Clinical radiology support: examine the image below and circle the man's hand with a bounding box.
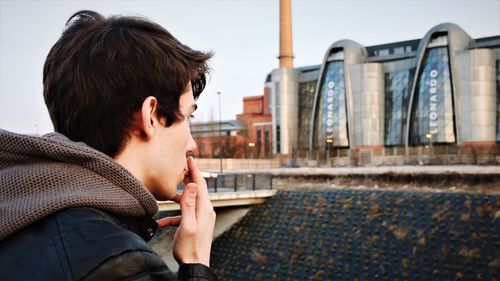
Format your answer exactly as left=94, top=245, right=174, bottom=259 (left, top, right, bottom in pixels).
left=157, top=156, right=216, bottom=266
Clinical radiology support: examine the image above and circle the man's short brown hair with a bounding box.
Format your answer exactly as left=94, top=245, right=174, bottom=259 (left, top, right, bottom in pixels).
left=43, top=10, right=212, bottom=156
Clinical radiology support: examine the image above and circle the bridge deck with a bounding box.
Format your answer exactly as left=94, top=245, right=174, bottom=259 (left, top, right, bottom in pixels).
left=157, top=190, right=277, bottom=211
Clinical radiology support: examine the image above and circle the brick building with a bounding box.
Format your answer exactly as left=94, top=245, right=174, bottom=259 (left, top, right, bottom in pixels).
left=236, top=89, right=273, bottom=158
left=191, top=120, right=246, bottom=158
left=192, top=89, right=273, bottom=159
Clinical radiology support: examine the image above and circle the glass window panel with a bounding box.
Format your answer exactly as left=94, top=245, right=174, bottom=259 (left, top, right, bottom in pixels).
left=379, top=49, right=390, bottom=56
left=312, top=60, right=349, bottom=149
left=384, top=68, right=414, bottom=146
left=298, top=80, right=317, bottom=150
left=409, top=46, right=456, bottom=145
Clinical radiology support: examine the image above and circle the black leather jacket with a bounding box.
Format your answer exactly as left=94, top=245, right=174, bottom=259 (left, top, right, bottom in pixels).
left=0, top=207, right=217, bottom=281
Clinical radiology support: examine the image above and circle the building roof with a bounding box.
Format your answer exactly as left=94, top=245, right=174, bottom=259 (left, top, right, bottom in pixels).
left=264, top=24, right=499, bottom=82
left=471, top=35, right=500, bottom=48
left=265, top=64, right=322, bottom=83
left=296, top=64, right=321, bottom=73
left=243, top=95, right=263, bottom=101
left=322, top=25, right=499, bottom=63
left=211, top=189, right=498, bottom=280
left=190, top=120, right=245, bottom=133
left=366, top=38, right=421, bottom=55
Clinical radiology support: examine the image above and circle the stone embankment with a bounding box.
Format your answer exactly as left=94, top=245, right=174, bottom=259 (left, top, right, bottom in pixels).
left=226, top=165, right=500, bottom=194
left=211, top=189, right=499, bottom=280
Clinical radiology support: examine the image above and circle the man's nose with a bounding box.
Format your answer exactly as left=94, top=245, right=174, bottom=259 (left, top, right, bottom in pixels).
left=186, top=133, right=197, bottom=154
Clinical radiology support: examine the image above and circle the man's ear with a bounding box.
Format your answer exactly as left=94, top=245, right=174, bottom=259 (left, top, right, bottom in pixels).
left=139, top=96, right=160, bottom=140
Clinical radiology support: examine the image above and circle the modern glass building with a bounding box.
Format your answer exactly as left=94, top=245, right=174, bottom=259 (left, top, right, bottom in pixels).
left=265, top=23, right=500, bottom=165
left=265, top=65, right=320, bottom=156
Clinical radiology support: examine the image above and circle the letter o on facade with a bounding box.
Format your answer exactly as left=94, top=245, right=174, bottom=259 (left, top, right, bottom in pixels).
left=430, top=69, right=438, bottom=78
left=429, top=112, right=438, bottom=120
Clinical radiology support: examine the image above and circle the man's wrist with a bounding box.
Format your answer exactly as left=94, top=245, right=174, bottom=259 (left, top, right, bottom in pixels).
left=178, top=263, right=218, bottom=281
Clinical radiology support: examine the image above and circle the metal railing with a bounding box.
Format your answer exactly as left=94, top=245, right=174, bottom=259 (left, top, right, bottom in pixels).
left=203, top=173, right=273, bottom=193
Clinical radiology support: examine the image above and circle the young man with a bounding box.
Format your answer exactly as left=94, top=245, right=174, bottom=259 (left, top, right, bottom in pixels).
left=0, top=10, right=218, bottom=280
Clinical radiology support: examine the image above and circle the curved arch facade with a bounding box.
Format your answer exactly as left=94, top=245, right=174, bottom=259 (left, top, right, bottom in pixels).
left=270, top=22, right=500, bottom=165
left=405, top=23, right=472, bottom=146
left=309, top=40, right=367, bottom=152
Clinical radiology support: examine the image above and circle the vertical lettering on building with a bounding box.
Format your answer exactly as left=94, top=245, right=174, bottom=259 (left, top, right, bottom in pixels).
left=429, top=69, right=439, bottom=135
left=325, top=81, right=335, bottom=140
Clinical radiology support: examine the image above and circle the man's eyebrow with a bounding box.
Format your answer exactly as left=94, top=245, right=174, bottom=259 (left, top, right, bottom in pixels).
left=191, top=104, right=198, bottom=112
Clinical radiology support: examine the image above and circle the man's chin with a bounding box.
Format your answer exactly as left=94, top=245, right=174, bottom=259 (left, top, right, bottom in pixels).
left=152, top=186, right=178, bottom=202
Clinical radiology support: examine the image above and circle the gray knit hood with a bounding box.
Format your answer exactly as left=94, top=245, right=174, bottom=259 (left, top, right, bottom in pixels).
left=0, top=129, right=158, bottom=241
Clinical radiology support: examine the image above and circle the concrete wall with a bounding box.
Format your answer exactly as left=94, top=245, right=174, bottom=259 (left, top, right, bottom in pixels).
left=457, top=48, right=497, bottom=142
left=350, top=63, right=385, bottom=146
left=270, top=68, right=298, bottom=155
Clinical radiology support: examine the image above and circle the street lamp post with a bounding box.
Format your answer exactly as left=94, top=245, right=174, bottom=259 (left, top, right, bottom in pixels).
left=326, top=138, right=333, bottom=165
left=248, top=142, right=255, bottom=159
left=425, top=133, right=433, bottom=163
left=218, top=91, right=223, bottom=173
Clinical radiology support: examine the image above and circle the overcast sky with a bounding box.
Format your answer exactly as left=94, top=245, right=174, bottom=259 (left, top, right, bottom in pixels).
left=1, top=0, right=499, bottom=134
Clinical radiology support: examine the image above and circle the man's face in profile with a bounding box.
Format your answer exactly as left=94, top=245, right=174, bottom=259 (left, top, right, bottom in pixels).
left=146, top=83, right=197, bottom=200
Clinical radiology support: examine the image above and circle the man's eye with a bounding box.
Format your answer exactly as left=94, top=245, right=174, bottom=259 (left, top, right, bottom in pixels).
left=189, top=114, right=195, bottom=119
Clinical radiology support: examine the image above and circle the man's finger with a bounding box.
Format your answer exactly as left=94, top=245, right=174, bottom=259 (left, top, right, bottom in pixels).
left=156, top=215, right=182, bottom=228
left=180, top=183, right=197, bottom=227
left=186, top=157, right=207, bottom=194
left=186, top=157, right=203, bottom=182
left=186, top=157, right=211, bottom=212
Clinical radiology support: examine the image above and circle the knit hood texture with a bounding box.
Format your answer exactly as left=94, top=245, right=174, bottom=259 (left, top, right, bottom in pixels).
left=0, top=129, right=158, bottom=241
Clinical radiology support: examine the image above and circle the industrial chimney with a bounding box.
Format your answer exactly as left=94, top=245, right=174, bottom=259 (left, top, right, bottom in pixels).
left=279, top=0, right=294, bottom=68
left=269, top=0, right=298, bottom=157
